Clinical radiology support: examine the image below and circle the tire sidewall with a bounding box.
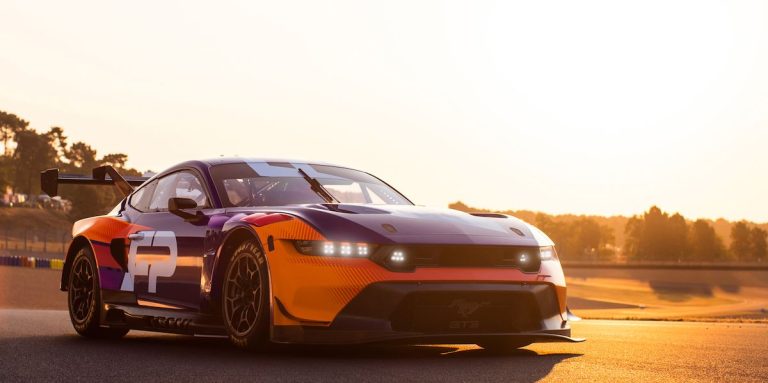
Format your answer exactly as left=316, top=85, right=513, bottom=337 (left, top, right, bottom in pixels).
left=68, top=247, right=102, bottom=334
left=222, top=241, right=270, bottom=349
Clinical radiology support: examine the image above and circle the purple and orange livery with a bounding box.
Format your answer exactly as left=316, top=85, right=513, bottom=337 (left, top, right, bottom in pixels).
left=42, top=158, right=583, bottom=347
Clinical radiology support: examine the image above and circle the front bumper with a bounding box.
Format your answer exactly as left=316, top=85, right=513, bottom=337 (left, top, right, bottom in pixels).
left=272, top=282, right=583, bottom=345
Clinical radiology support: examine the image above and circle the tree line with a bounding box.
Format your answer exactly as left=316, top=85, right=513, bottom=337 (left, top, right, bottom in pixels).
left=0, top=110, right=144, bottom=220
left=450, top=202, right=767, bottom=263
left=626, top=206, right=767, bottom=262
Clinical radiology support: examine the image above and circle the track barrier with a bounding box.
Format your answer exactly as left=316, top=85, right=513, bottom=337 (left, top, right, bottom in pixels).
left=0, top=255, right=63, bottom=270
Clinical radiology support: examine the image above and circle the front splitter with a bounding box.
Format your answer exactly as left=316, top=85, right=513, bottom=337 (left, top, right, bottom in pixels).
left=272, top=325, right=585, bottom=345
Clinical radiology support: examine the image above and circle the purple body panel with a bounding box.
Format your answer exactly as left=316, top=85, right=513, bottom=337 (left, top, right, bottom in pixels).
left=99, top=267, right=124, bottom=290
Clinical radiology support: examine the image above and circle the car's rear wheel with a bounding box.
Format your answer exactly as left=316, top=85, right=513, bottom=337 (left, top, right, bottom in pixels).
left=222, top=240, right=270, bottom=350
left=68, top=247, right=129, bottom=338
left=478, top=339, right=531, bottom=353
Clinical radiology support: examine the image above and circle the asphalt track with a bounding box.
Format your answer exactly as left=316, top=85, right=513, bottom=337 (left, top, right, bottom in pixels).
left=0, top=309, right=766, bottom=382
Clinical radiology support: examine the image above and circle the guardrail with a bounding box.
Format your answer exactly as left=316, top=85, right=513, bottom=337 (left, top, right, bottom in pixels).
left=0, top=255, right=64, bottom=270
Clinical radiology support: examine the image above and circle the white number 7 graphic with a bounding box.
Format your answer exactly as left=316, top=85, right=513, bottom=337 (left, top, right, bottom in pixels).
left=120, top=231, right=178, bottom=293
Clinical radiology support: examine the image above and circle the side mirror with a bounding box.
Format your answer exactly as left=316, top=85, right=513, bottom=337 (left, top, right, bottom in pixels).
left=168, top=197, right=202, bottom=222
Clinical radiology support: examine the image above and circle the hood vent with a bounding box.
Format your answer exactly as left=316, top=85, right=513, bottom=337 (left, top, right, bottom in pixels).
left=469, top=212, right=508, bottom=218
left=510, top=227, right=526, bottom=237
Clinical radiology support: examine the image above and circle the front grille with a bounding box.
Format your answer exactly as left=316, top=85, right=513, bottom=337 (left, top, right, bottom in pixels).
left=390, top=291, right=541, bottom=333
left=372, top=245, right=542, bottom=272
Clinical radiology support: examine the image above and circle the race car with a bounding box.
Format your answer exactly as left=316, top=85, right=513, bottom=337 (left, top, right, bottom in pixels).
left=41, top=158, right=583, bottom=350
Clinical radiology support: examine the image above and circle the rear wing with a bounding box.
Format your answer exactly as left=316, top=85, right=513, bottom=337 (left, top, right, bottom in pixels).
left=40, top=166, right=149, bottom=197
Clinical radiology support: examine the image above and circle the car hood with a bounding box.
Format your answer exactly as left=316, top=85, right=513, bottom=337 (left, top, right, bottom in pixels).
left=240, top=204, right=553, bottom=247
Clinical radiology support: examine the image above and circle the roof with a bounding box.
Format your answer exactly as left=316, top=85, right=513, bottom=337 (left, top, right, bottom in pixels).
left=196, top=157, right=344, bottom=167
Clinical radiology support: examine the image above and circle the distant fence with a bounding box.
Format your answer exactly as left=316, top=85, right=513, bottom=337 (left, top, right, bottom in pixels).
left=0, top=228, right=72, bottom=257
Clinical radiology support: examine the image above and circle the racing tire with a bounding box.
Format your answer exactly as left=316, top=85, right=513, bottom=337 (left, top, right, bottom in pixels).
left=478, top=340, right=531, bottom=353
left=222, top=240, right=270, bottom=350
left=67, top=246, right=129, bottom=339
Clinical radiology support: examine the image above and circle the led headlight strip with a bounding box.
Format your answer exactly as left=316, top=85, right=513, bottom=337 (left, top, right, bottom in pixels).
left=293, top=240, right=376, bottom=257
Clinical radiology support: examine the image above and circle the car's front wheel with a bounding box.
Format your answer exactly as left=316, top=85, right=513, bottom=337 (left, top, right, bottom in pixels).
left=68, top=247, right=129, bottom=338
left=222, top=240, right=270, bottom=349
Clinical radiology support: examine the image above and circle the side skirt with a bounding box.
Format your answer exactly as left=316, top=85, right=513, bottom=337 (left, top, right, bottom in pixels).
left=102, top=304, right=226, bottom=336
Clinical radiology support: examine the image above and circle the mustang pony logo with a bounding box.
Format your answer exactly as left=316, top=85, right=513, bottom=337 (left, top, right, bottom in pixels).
left=448, top=298, right=490, bottom=318
left=120, top=231, right=178, bottom=293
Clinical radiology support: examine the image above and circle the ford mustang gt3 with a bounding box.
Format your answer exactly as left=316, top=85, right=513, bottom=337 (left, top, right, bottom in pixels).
left=41, top=159, right=583, bottom=350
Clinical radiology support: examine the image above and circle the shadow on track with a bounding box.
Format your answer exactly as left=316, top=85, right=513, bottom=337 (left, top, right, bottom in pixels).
left=4, top=332, right=582, bottom=381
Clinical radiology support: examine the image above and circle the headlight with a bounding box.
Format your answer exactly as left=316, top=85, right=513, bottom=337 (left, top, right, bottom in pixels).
left=293, top=240, right=376, bottom=258
left=371, top=247, right=413, bottom=272
left=539, top=246, right=558, bottom=261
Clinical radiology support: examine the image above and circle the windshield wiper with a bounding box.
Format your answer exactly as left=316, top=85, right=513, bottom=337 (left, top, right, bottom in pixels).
left=298, top=168, right=338, bottom=203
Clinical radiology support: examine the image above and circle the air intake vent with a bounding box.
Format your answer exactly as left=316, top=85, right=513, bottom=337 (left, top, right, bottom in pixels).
left=371, top=245, right=542, bottom=273
left=469, top=213, right=508, bottom=218
left=510, top=227, right=525, bottom=236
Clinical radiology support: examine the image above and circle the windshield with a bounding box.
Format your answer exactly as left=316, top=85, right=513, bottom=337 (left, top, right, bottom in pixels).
left=210, top=162, right=412, bottom=207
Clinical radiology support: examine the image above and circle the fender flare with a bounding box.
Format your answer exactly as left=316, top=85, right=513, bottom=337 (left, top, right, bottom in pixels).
left=60, top=235, right=95, bottom=291
left=209, top=224, right=270, bottom=314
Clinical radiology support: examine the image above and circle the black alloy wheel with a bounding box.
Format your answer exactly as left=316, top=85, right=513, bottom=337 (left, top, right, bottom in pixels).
left=68, top=247, right=129, bottom=338
left=222, top=240, right=270, bottom=349
left=69, top=254, right=95, bottom=324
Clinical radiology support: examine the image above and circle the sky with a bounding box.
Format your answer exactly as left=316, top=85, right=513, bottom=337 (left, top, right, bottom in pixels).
left=1, top=0, right=767, bottom=222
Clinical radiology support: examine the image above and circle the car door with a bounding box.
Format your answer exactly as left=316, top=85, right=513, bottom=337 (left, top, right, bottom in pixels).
left=126, top=170, right=211, bottom=310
